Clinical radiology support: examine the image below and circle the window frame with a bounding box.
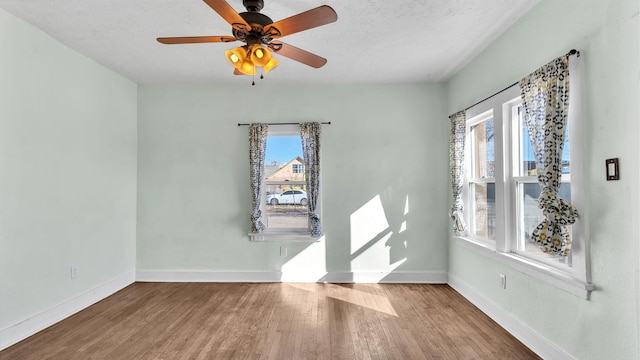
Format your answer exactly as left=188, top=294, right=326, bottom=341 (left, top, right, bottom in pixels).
left=249, top=124, right=321, bottom=242
left=457, top=84, right=592, bottom=299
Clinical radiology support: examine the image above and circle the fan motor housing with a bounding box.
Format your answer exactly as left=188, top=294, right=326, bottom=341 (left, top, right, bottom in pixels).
left=243, top=0, right=264, bottom=12
left=235, top=11, right=274, bottom=44
left=239, top=11, right=273, bottom=27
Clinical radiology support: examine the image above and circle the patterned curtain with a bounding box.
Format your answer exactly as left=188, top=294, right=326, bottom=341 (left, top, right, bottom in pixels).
left=300, top=122, right=323, bottom=238
left=520, top=55, right=578, bottom=256
left=449, top=111, right=467, bottom=235
left=249, top=123, right=268, bottom=233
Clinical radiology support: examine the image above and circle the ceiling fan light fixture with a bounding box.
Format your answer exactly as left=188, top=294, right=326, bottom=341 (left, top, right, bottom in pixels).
left=263, top=57, right=279, bottom=74
left=250, top=45, right=273, bottom=67
left=225, top=47, right=247, bottom=68
left=238, top=58, right=257, bottom=75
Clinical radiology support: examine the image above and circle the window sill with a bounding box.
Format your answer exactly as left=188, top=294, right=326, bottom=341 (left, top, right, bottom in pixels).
left=453, top=236, right=594, bottom=299
left=249, top=232, right=322, bottom=242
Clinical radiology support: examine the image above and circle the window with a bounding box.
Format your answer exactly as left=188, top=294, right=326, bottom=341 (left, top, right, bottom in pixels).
left=250, top=124, right=322, bottom=241
left=467, top=113, right=496, bottom=240
left=459, top=78, right=591, bottom=298
left=511, top=104, right=572, bottom=268
left=264, top=131, right=307, bottom=232
left=292, top=164, right=304, bottom=174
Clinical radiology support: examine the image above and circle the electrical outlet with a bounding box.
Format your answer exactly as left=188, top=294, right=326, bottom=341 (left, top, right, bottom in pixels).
left=499, top=273, right=506, bottom=289
left=71, top=266, right=78, bottom=279
left=280, top=246, right=287, bottom=257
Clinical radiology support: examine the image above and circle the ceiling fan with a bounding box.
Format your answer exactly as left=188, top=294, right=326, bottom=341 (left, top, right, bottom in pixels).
left=157, top=0, right=337, bottom=79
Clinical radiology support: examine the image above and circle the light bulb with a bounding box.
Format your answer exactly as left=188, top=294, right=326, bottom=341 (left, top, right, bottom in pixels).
left=250, top=46, right=272, bottom=67
left=225, top=47, right=247, bottom=69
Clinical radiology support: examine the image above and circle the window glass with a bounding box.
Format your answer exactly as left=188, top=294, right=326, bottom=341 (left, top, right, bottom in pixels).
left=264, top=135, right=307, bottom=230
left=512, top=104, right=572, bottom=267
left=470, top=183, right=496, bottom=239
left=515, top=182, right=572, bottom=266
left=516, top=108, right=537, bottom=177
left=515, top=106, right=571, bottom=177
left=468, top=116, right=496, bottom=241
left=470, top=118, right=495, bottom=178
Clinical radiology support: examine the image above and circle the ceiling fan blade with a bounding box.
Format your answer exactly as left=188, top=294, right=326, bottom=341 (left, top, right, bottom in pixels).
left=157, top=36, right=237, bottom=44
left=264, top=5, right=337, bottom=38
left=202, top=0, right=251, bottom=31
left=269, top=42, right=327, bottom=68
left=233, top=69, right=243, bottom=76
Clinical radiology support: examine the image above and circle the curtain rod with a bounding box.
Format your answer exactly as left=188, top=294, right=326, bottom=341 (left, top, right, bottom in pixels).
left=460, top=49, right=580, bottom=113
left=237, top=122, right=331, bottom=126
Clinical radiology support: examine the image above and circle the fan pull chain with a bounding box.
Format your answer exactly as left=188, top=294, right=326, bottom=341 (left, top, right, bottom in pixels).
left=250, top=69, right=266, bottom=86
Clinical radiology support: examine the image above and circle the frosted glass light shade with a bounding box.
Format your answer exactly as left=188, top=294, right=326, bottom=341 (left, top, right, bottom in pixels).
left=225, top=47, right=247, bottom=69
left=263, top=57, right=279, bottom=73
left=250, top=46, right=272, bottom=67
left=237, top=59, right=256, bottom=75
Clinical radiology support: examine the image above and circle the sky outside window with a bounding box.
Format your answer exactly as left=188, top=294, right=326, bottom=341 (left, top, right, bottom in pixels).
left=266, top=136, right=303, bottom=166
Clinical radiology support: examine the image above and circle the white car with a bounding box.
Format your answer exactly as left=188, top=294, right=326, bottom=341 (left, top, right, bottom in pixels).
left=267, top=190, right=308, bottom=205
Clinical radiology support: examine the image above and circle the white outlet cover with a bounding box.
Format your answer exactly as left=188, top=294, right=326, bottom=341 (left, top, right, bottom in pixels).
left=499, top=273, right=506, bottom=289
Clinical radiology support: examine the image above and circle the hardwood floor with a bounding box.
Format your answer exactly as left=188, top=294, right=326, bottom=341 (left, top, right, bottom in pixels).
left=1, top=283, right=540, bottom=359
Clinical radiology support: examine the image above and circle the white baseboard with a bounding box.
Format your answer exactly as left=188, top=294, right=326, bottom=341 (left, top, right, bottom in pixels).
left=0, top=271, right=135, bottom=351
left=136, top=270, right=448, bottom=284
left=447, top=273, right=574, bottom=360
left=316, top=271, right=448, bottom=283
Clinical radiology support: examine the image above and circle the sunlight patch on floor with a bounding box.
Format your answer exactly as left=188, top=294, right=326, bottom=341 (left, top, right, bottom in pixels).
left=326, top=283, right=398, bottom=317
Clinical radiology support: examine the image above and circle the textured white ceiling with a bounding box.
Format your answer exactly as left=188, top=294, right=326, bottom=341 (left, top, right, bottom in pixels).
left=0, top=0, right=538, bottom=84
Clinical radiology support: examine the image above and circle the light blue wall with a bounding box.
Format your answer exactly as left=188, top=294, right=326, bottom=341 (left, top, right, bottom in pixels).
left=0, top=9, right=138, bottom=330
left=2, top=0, right=639, bottom=357
left=137, top=83, right=449, bottom=277
left=446, top=0, right=639, bottom=359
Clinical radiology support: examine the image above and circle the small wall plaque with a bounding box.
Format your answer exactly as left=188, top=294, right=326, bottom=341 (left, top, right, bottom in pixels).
left=605, top=158, right=619, bottom=181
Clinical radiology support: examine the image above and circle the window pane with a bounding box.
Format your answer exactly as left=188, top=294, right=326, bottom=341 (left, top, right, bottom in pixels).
left=516, top=182, right=572, bottom=266
left=264, top=135, right=307, bottom=230
left=470, top=118, right=495, bottom=179
left=265, top=136, right=304, bottom=182
left=516, top=106, right=570, bottom=176
left=561, top=124, right=570, bottom=174
left=516, top=106, right=537, bottom=176
left=470, top=182, right=496, bottom=240
left=265, top=184, right=308, bottom=229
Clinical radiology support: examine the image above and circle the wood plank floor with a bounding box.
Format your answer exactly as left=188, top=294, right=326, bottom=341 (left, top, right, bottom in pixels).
left=1, top=283, right=540, bottom=359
